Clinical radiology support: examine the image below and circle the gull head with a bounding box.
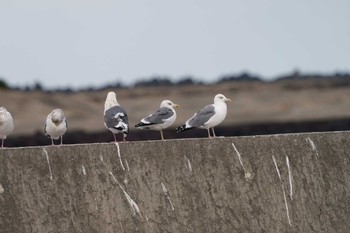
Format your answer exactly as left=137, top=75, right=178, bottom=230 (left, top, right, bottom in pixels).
left=160, top=100, right=180, bottom=109
left=214, top=94, right=231, bottom=104
left=50, top=109, right=65, bottom=125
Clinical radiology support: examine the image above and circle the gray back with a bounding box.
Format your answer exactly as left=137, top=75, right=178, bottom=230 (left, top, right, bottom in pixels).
left=188, top=105, right=215, bottom=127
left=104, top=106, right=129, bottom=132
left=144, top=107, right=174, bottom=124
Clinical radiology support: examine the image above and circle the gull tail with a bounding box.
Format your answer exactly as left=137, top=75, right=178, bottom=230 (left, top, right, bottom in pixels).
left=135, top=122, right=146, bottom=127
left=114, top=122, right=129, bottom=134
left=135, top=122, right=152, bottom=128
left=176, top=124, right=191, bottom=133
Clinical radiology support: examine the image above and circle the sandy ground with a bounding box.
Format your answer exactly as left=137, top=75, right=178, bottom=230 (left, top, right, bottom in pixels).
left=1, top=80, right=349, bottom=136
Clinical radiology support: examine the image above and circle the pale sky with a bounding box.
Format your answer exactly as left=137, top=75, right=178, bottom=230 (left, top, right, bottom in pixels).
left=0, top=0, right=349, bottom=88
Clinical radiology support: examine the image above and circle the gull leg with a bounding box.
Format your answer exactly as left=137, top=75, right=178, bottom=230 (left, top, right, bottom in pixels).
left=122, top=133, right=127, bottom=142
left=207, top=128, right=211, bottom=138
left=113, top=133, right=117, bottom=142
left=1, top=139, right=4, bottom=148
left=60, top=136, right=63, bottom=145
left=211, top=128, right=217, bottom=137
left=51, top=138, right=54, bottom=146
left=160, top=130, right=164, bottom=140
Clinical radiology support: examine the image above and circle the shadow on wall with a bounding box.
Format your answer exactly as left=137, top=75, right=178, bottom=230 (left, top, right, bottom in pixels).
left=5, top=118, right=350, bottom=147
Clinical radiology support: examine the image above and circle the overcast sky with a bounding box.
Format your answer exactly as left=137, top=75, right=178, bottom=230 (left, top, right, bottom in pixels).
left=0, top=0, right=349, bottom=88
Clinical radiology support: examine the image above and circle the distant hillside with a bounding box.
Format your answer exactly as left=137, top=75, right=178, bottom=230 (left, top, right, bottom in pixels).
left=1, top=77, right=350, bottom=142
left=2, top=71, right=350, bottom=92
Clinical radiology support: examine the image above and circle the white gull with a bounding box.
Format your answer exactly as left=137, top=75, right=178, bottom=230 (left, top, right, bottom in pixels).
left=176, top=94, right=231, bottom=138
left=45, top=108, right=67, bottom=145
left=0, top=107, right=14, bottom=148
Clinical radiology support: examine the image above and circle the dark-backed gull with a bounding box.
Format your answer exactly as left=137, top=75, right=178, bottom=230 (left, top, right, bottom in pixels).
left=104, top=91, right=129, bottom=142
left=135, top=100, right=179, bottom=140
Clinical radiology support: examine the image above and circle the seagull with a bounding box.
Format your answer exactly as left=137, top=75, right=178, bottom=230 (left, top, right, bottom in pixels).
left=135, top=100, right=180, bottom=140
left=176, top=94, right=231, bottom=138
left=45, top=108, right=67, bottom=145
left=104, top=91, right=129, bottom=142
left=0, top=107, right=14, bottom=148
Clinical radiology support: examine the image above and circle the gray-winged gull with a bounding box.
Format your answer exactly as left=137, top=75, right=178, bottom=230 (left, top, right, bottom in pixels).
left=0, top=107, right=14, bottom=148
left=45, top=108, right=67, bottom=145
left=135, top=100, right=180, bottom=140
left=104, top=91, right=129, bottom=142
left=176, top=94, right=231, bottom=137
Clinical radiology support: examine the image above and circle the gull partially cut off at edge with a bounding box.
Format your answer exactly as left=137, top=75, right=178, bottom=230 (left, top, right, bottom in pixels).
left=0, top=107, right=14, bottom=148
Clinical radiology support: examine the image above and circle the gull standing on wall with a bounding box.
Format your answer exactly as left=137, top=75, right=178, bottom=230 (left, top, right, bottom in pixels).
left=45, top=108, right=67, bottom=145
left=104, top=91, right=129, bottom=142
left=176, top=94, right=231, bottom=138
left=0, top=107, right=14, bottom=148
left=135, top=100, right=180, bottom=140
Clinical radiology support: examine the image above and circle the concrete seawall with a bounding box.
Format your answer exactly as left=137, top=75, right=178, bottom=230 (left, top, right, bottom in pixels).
left=0, top=131, right=349, bottom=232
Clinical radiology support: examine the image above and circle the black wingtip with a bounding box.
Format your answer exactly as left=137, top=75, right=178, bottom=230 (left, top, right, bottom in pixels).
left=135, top=122, right=146, bottom=128
left=176, top=125, right=187, bottom=133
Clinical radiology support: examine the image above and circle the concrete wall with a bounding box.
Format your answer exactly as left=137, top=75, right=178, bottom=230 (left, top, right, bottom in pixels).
left=0, top=131, right=349, bottom=233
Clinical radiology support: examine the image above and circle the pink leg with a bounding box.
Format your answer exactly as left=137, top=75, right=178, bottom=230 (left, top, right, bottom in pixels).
left=211, top=128, right=216, bottom=137
left=207, top=128, right=211, bottom=138
left=113, top=133, right=117, bottom=142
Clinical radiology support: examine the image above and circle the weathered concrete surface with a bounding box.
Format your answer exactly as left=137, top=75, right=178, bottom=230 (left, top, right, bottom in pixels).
left=0, top=131, right=349, bottom=233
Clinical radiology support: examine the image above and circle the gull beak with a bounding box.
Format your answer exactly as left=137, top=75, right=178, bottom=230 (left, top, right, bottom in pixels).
left=225, top=98, right=232, bottom=102
left=174, top=104, right=180, bottom=108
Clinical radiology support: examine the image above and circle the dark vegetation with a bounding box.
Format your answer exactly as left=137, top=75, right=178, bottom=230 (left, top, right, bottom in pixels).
left=1, top=70, right=350, bottom=92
